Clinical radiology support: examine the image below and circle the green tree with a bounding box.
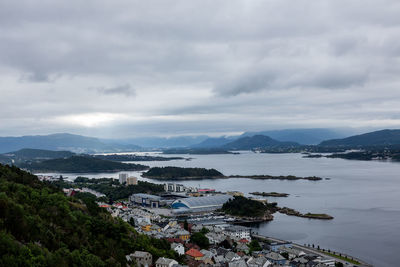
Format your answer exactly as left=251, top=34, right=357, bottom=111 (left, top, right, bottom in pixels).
left=190, top=232, right=209, bottom=249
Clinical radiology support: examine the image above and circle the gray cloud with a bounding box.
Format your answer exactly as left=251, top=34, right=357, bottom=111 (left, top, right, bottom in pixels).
left=96, top=84, right=135, bottom=97
left=0, top=0, right=399, bottom=138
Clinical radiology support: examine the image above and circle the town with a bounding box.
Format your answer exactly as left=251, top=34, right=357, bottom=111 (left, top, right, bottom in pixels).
left=39, top=173, right=368, bottom=267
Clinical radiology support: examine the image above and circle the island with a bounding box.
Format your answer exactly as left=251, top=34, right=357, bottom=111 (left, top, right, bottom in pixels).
left=250, top=192, right=289, bottom=197
left=162, top=148, right=238, bottom=155
left=20, top=156, right=149, bottom=173
left=142, top=166, right=224, bottom=179
left=92, top=154, right=186, bottom=161
left=220, top=196, right=277, bottom=221
left=143, top=167, right=324, bottom=181
left=278, top=207, right=334, bottom=220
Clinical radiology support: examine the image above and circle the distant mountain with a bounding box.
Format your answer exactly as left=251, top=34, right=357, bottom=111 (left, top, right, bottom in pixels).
left=319, top=129, right=400, bottom=147
left=241, top=128, right=346, bottom=145
left=103, top=135, right=209, bottom=148
left=0, top=133, right=140, bottom=153
left=191, top=136, right=237, bottom=148
left=222, top=135, right=300, bottom=150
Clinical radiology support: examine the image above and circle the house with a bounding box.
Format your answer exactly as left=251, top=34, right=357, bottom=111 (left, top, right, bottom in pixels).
left=176, top=230, right=191, bottom=241
left=141, top=222, right=152, bottom=232
left=265, top=241, right=292, bottom=252
left=278, top=247, right=305, bottom=260
left=155, top=257, right=178, bottom=267
left=206, top=232, right=225, bottom=245
left=236, top=243, right=250, bottom=254
left=200, top=249, right=215, bottom=265
left=265, top=252, right=286, bottom=265
left=225, top=251, right=241, bottom=262
left=171, top=243, right=185, bottom=255
left=228, top=259, right=248, bottom=267
left=247, top=256, right=271, bottom=267
left=127, top=251, right=152, bottom=267
left=186, top=248, right=204, bottom=261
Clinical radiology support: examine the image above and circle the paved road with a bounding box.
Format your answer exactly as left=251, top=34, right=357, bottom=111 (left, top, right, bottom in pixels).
left=252, top=234, right=373, bottom=267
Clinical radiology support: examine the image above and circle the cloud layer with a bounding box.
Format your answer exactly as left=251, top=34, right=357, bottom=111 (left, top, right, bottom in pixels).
left=0, top=0, right=400, bottom=138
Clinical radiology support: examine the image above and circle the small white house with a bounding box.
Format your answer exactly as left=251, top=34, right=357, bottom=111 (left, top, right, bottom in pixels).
left=171, top=243, right=185, bottom=255
left=155, top=257, right=178, bottom=267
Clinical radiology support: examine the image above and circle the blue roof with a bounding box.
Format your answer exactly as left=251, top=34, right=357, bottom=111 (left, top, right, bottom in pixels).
left=171, top=195, right=232, bottom=209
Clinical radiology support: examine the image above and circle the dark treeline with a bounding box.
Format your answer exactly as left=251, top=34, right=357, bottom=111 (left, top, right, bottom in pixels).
left=0, top=164, right=178, bottom=266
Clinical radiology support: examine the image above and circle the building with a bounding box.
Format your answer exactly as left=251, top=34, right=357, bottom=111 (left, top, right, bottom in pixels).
left=265, top=252, right=286, bottom=265
left=127, top=251, right=152, bottom=267
left=165, top=183, right=185, bottom=192
left=155, top=257, right=178, bottom=267
left=265, top=241, right=292, bottom=252
left=223, top=226, right=251, bottom=241
left=185, top=248, right=204, bottom=260
left=119, top=173, right=128, bottom=184
left=171, top=195, right=232, bottom=213
left=171, top=243, right=185, bottom=255
left=176, top=229, right=190, bottom=241
left=127, top=176, right=138, bottom=185
left=130, top=193, right=161, bottom=208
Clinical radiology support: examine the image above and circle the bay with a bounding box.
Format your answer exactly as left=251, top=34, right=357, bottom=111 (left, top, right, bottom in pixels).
left=38, top=151, right=400, bottom=266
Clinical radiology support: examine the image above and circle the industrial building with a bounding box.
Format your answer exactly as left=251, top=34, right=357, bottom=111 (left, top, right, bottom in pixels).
left=171, top=194, right=232, bottom=214
left=130, top=193, right=162, bottom=208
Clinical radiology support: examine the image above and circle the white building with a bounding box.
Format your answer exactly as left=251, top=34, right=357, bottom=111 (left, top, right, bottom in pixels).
left=171, top=243, right=185, bottom=255
left=119, top=173, right=128, bottom=184
left=155, top=257, right=178, bottom=267
left=223, top=225, right=251, bottom=241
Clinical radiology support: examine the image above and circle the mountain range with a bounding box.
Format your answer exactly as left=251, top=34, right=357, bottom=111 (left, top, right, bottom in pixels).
left=319, top=129, right=400, bottom=147
left=1, top=128, right=400, bottom=153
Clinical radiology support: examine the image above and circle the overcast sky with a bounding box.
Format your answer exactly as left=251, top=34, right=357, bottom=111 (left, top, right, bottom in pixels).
left=1, top=0, right=400, bottom=138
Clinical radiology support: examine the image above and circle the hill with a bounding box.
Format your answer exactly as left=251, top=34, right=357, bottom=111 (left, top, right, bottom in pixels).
left=0, top=133, right=141, bottom=153
left=319, top=129, right=400, bottom=147
left=2, top=148, right=75, bottom=162
left=0, top=164, right=178, bottom=266
left=19, top=156, right=148, bottom=173
left=190, top=136, right=237, bottom=148
left=222, top=135, right=300, bottom=150
left=241, top=128, right=346, bottom=145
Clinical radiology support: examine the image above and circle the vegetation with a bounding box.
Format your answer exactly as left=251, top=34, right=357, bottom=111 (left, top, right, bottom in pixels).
left=143, top=167, right=223, bottom=179
left=53, top=177, right=165, bottom=202
left=0, top=164, right=179, bottom=266
left=279, top=207, right=334, bottom=220
left=248, top=240, right=262, bottom=252
left=221, top=196, right=273, bottom=218
left=250, top=192, right=289, bottom=197
left=189, top=232, right=210, bottom=249
left=93, top=154, right=185, bottom=162
left=19, top=156, right=148, bottom=173
left=163, top=148, right=235, bottom=155
left=2, top=148, right=75, bottom=162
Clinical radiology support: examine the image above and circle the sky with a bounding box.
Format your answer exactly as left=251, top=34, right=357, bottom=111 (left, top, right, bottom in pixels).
left=1, top=0, right=400, bottom=138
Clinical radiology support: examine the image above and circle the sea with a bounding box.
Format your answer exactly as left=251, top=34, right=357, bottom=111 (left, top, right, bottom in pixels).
left=38, top=151, right=400, bottom=267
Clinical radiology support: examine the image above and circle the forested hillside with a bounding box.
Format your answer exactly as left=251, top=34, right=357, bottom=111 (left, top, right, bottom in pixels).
left=0, top=164, right=177, bottom=266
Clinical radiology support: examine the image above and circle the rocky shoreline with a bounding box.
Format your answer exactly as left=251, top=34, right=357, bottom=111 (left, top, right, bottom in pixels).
left=250, top=191, right=289, bottom=197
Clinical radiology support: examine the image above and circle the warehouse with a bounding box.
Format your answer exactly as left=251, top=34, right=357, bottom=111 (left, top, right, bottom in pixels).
left=171, top=195, right=232, bottom=214
left=130, top=193, right=162, bottom=208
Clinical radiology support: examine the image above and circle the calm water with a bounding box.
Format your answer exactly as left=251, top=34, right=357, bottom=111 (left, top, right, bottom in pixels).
left=39, top=151, right=400, bottom=266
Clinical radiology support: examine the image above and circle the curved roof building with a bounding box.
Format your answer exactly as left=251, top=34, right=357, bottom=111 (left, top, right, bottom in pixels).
left=171, top=195, right=232, bottom=214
